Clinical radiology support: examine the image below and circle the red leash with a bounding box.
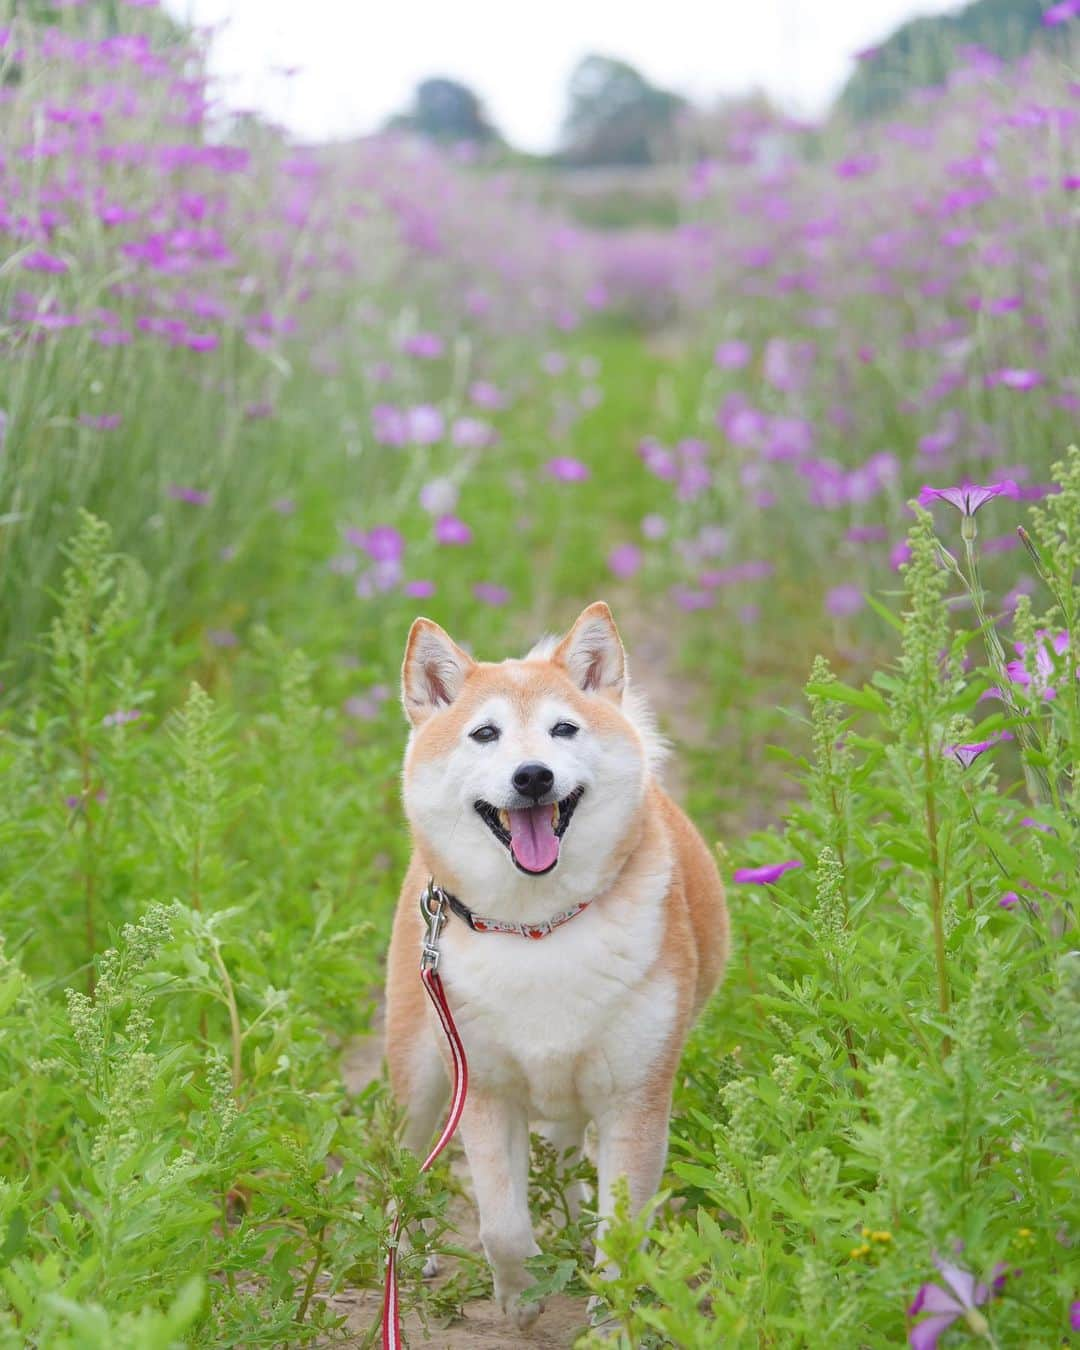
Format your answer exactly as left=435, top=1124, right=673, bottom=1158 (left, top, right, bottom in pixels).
left=382, top=885, right=469, bottom=1350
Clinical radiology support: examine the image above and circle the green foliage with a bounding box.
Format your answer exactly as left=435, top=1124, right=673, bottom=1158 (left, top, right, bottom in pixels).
left=389, top=76, right=497, bottom=144
left=837, top=0, right=1061, bottom=123
left=588, top=450, right=1080, bottom=1346
left=0, top=514, right=417, bottom=1343
left=560, top=54, right=685, bottom=167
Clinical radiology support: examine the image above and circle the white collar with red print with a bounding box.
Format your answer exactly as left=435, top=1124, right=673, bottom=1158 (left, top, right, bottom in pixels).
left=423, top=879, right=592, bottom=942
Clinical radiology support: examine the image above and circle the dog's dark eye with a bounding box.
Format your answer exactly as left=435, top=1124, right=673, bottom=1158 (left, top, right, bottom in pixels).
left=470, top=724, right=500, bottom=744
left=551, top=721, right=579, bottom=739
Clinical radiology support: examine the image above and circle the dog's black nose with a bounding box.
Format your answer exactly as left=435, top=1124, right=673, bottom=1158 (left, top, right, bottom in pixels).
left=512, top=762, right=555, bottom=801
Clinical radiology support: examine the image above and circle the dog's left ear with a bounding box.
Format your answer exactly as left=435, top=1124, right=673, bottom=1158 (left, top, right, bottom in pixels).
left=553, top=601, right=626, bottom=697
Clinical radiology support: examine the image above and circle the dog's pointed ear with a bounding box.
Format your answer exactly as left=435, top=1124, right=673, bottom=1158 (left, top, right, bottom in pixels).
left=402, top=618, right=476, bottom=726
left=553, top=601, right=626, bottom=697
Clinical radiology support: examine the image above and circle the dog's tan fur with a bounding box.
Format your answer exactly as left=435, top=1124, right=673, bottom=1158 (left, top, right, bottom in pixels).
left=386, top=603, right=728, bottom=1326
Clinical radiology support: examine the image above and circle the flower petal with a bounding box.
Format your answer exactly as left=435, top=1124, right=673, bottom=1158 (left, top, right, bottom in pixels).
left=731, top=860, right=802, bottom=885
left=909, top=1313, right=959, bottom=1350
left=910, top=1283, right=964, bottom=1316
left=934, top=1257, right=989, bottom=1308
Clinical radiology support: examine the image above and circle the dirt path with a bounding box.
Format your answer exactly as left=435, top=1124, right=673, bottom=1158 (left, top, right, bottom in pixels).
left=326, top=609, right=709, bottom=1347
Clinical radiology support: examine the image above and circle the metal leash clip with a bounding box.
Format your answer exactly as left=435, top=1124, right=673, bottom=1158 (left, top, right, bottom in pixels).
left=419, top=879, right=449, bottom=972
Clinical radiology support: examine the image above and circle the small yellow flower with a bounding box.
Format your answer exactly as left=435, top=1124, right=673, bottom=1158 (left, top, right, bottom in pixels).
left=872, top=1230, right=893, bottom=1244
left=1018, top=1227, right=1032, bottom=1238
left=861, top=1226, right=871, bottom=1238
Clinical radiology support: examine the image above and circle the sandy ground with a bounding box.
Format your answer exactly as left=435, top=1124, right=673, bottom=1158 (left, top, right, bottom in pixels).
left=324, top=610, right=704, bottom=1347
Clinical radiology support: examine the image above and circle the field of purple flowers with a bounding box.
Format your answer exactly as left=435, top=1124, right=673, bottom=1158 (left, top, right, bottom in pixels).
left=0, top=6, right=1078, bottom=1347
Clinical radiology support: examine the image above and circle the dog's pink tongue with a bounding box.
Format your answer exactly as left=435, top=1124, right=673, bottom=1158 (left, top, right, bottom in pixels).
left=508, top=805, right=559, bottom=873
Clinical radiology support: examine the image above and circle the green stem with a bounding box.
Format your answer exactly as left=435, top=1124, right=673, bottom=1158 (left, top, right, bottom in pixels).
left=922, top=726, right=950, bottom=1058
left=295, top=1223, right=327, bottom=1326
left=209, top=939, right=243, bottom=1095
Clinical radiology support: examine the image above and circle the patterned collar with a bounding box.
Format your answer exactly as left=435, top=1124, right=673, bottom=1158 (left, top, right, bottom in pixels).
left=422, top=880, right=592, bottom=941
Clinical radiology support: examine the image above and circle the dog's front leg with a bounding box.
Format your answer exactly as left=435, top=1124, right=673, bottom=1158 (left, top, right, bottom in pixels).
left=460, top=1088, right=543, bottom=1328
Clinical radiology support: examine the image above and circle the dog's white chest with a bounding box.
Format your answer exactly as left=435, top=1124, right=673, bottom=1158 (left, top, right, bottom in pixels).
left=438, top=868, right=677, bottom=1121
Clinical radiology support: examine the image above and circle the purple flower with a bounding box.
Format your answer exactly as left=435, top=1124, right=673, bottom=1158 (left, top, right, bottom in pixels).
left=714, top=339, right=751, bottom=369
left=670, top=585, right=714, bottom=612
left=545, top=456, right=590, bottom=483
left=404, top=579, right=436, bottom=599
left=406, top=404, right=444, bottom=445
left=167, top=485, right=211, bottom=506
left=608, top=544, right=642, bottom=579
left=908, top=1256, right=993, bottom=1350
left=451, top=417, right=497, bottom=449
left=732, top=860, right=802, bottom=885
left=763, top=338, right=815, bottom=393
left=435, top=514, right=473, bottom=546
left=1069, top=1300, right=1080, bottom=1331
left=473, top=581, right=509, bottom=606
left=207, top=628, right=239, bottom=648
left=826, top=584, right=864, bottom=618
left=1006, top=631, right=1071, bottom=699
left=947, top=730, right=1014, bottom=768
left=1043, top=0, right=1080, bottom=24
left=918, top=482, right=1018, bottom=515
left=21, top=249, right=68, bottom=274
left=401, top=331, right=444, bottom=358
left=999, top=891, right=1020, bottom=910
left=835, top=154, right=880, bottom=179
left=78, top=414, right=121, bottom=430
left=372, top=404, right=407, bottom=447
left=641, top=514, right=667, bottom=541
left=356, top=525, right=405, bottom=564
left=103, top=708, right=142, bottom=728
left=469, top=380, right=506, bottom=410
left=985, top=368, right=1044, bottom=391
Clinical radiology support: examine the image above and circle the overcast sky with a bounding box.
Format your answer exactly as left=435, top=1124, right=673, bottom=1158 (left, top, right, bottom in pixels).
left=170, top=1, right=959, bottom=151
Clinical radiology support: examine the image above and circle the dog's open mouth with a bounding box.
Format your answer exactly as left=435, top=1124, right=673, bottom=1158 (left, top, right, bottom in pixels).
left=474, top=787, right=584, bottom=875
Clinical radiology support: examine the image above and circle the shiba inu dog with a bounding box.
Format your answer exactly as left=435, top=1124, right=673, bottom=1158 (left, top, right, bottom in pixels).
left=385, top=602, right=728, bottom=1327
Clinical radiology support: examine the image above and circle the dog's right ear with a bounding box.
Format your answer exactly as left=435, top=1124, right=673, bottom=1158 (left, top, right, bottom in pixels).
left=402, top=618, right=476, bottom=726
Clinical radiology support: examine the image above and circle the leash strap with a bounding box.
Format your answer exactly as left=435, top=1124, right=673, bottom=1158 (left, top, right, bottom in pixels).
left=382, top=898, right=469, bottom=1350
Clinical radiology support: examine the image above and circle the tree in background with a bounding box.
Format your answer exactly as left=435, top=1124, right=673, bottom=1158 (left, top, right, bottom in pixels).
left=559, top=54, right=686, bottom=168
left=1, top=0, right=185, bottom=40
left=389, top=77, right=496, bottom=145
left=837, top=0, right=1069, bottom=122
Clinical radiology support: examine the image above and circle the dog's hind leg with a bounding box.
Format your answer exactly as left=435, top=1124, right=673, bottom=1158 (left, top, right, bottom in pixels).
left=535, top=1118, right=589, bottom=1227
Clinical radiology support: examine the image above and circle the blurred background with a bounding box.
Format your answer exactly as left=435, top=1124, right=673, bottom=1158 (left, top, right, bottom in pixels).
left=0, top=0, right=1077, bottom=830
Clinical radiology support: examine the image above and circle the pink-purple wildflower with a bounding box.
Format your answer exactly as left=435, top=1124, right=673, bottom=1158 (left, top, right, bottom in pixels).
left=732, top=860, right=802, bottom=885
left=907, top=1256, right=997, bottom=1350
left=918, top=482, right=1018, bottom=515
left=545, top=456, right=590, bottom=483
left=434, top=514, right=473, bottom=546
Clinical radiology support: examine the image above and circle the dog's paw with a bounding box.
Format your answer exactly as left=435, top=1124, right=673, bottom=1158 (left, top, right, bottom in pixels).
left=421, top=1252, right=440, bottom=1279
left=496, top=1290, right=545, bottom=1329
left=511, top=1297, right=544, bottom=1331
